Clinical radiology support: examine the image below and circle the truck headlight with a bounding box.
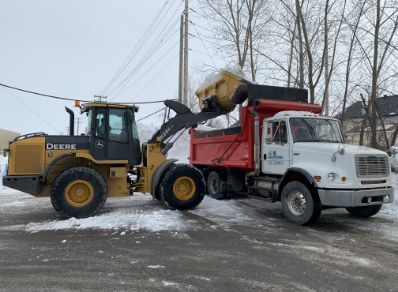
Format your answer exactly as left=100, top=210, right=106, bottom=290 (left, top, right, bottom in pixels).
left=327, top=172, right=348, bottom=183
left=327, top=172, right=336, bottom=181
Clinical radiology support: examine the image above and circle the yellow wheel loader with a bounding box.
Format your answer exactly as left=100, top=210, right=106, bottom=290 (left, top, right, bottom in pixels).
left=2, top=71, right=249, bottom=218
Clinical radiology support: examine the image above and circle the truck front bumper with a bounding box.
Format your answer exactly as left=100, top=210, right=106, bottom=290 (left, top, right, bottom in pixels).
left=318, top=187, right=394, bottom=207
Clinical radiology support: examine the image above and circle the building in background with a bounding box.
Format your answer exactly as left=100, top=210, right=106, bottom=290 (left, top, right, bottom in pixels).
left=337, top=95, right=398, bottom=149
left=0, top=128, right=20, bottom=155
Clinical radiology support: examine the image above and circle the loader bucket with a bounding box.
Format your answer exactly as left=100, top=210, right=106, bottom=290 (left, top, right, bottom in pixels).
left=195, top=71, right=250, bottom=113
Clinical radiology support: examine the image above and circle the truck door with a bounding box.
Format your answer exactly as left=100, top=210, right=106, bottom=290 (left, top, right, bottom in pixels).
left=262, top=119, right=290, bottom=175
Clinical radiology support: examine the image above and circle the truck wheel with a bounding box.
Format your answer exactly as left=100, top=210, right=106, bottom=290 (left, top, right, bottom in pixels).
left=207, top=171, right=226, bottom=199
left=51, top=167, right=108, bottom=218
left=281, top=181, right=321, bottom=225
left=160, top=164, right=205, bottom=210
left=345, top=205, right=382, bottom=218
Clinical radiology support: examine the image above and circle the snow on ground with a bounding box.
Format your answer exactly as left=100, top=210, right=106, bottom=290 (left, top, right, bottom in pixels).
left=0, top=191, right=257, bottom=233
left=1, top=132, right=398, bottom=233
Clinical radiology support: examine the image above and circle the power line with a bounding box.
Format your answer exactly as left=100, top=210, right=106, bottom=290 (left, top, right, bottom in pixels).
left=137, top=108, right=165, bottom=122
left=112, top=41, right=180, bottom=98
left=191, top=22, right=217, bottom=67
left=0, top=82, right=91, bottom=102
left=134, top=53, right=180, bottom=98
left=1, top=87, right=60, bottom=133
left=101, top=0, right=175, bottom=95
left=0, top=82, right=169, bottom=105
left=103, top=0, right=183, bottom=98
left=107, top=16, right=182, bottom=99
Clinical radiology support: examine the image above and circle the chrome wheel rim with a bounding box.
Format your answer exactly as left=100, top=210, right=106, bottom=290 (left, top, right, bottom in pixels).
left=287, top=190, right=306, bottom=216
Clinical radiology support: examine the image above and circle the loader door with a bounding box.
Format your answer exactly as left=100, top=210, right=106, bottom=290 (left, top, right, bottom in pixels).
left=91, top=107, right=107, bottom=160
left=107, top=108, right=131, bottom=160
left=91, top=108, right=131, bottom=162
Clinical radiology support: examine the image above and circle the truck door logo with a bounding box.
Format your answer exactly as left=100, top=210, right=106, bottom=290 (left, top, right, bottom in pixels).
left=268, top=150, right=283, bottom=160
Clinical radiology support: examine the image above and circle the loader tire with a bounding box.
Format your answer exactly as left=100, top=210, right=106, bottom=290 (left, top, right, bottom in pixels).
left=159, top=164, right=205, bottom=210
left=51, top=167, right=108, bottom=218
left=281, top=181, right=321, bottom=225
left=345, top=205, right=382, bottom=218
left=207, top=171, right=226, bottom=199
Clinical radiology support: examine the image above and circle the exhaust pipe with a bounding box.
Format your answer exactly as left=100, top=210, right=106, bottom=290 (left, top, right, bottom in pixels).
left=249, top=109, right=261, bottom=176
left=65, top=107, right=74, bottom=136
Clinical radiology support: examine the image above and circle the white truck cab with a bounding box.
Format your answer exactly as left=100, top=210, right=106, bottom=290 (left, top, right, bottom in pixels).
left=261, top=111, right=394, bottom=224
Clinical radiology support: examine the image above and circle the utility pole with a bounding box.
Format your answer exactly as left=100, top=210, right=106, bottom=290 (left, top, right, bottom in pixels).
left=94, top=95, right=107, bottom=102
left=75, top=118, right=83, bottom=135
left=183, top=0, right=189, bottom=105
left=178, top=15, right=184, bottom=104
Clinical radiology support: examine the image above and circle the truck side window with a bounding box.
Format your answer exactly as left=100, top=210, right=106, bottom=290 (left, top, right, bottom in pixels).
left=272, top=121, right=287, bottom=144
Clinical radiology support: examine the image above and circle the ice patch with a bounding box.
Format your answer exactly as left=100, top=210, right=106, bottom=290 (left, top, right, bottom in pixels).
left=147, top=265, right=165, bottom=269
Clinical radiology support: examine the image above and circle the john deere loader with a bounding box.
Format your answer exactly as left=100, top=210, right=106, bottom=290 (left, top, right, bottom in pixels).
left=2, top=71, right=249, bottom=218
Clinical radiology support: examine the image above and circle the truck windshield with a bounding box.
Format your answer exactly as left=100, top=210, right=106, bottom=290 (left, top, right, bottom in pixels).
left=289, top=118, right=344, bottom=143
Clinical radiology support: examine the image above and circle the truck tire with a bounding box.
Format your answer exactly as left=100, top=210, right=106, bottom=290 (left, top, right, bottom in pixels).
left=51, top=167, right=108, bottom=218
left=345, top=205, right=382, bottom=218
left=207, top=171, right=226, bottom=199
left=159, top=164, right=205, bottom=210
left=281, top=181, right=321, bottom=225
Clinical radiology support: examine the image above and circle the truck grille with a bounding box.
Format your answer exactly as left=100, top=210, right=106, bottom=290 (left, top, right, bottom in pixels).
left=355, top=155, right=390, bottom=178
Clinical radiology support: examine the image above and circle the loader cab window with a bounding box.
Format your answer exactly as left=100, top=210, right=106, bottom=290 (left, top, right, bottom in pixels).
left=270, top=120, right=287, bottom=144
left=86, top=110, right=93, bottom=136
left=95, top=108, right=107, bottom=139
left=108, top=109, right=128, bottom=144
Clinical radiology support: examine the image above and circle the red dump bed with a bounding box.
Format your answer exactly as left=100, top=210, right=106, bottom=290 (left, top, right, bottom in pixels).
left=189, top=99, right=322, bottom=170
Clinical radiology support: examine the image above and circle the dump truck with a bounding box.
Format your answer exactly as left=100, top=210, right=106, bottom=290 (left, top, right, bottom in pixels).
left=2, top=96, right=235, bottom=218
left=190, top=71, right=394, bottom=225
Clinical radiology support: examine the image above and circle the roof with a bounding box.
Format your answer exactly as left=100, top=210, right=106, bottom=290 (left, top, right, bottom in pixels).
left=336, top=95, right=398, bottom=119
left=81, top=102, right=139, bottom=113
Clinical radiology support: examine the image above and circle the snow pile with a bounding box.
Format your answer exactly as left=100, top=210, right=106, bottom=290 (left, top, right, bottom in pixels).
left=0, top=156, right=8, bottom=189
left=0, top=156, right=7, bottom=176
left=381, top=173, right=398, bottom=216
left=25, top=207, right=187, bottom=233
left=1, top=194, right=257, bottom=233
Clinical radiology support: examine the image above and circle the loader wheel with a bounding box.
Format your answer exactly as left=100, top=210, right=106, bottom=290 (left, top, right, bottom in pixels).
left=281, top=181, right=321, bottom=225
left=345, top=205, right=382, bottom=218
left=51, top=167, right=108, bottom=218
left=207, top=171, right=226, bottom=199
left=159, top=164, right=205, bottom=210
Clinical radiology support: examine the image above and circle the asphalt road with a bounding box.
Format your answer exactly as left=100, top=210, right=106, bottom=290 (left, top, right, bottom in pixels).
left=0, top=190, right=398, bottom=291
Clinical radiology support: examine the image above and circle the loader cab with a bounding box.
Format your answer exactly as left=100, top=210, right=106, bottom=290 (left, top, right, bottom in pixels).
left=83, top=103, right=142, bottom=165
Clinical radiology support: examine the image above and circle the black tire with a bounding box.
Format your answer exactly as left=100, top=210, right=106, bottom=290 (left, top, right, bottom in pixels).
left=281, top=181, right=321, bottom=225
left=345, top=204, right=382, bottom=218
left=51, top=167, right=108, bottom=218
left=207, top=171, right=226, bottom=199
left=159, top=164, right=205, bottom=210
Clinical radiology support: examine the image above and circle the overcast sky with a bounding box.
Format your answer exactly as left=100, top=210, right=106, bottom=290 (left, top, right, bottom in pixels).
left=0, top=0, right=223, bottom=135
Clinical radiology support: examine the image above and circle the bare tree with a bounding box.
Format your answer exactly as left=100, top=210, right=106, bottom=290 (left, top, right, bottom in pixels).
left=199, top=0, right=269, bottom=80
left=352, top=0, right=398, bottom=148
